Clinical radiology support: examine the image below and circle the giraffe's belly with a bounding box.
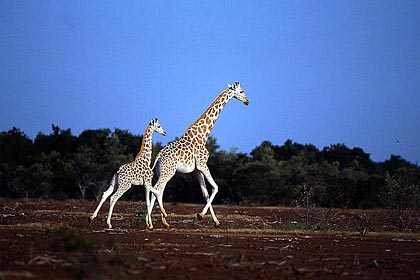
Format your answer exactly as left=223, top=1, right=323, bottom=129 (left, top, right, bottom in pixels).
left=131, top=178, right=144, bottom=186
left=176, top=161, right=195, bottom=174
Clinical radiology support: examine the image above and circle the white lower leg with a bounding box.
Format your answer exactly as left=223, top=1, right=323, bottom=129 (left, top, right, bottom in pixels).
left=90, top=187, right=113, bottom=221
left=145, top=188, right=151, bottom=228
left=157, top=194, right=170, bottom=228
left=195, top=170, right=218, bottom=225
left=90, top=174, right=117, bottom=222
left=107, top=194, right=121, bottom=229
left=146, top=194, right=156, bottom=229
left=150, top=186, right=159, bottom=197
left=208, top=205, right=220, bottom=225
left=196, top=168, right=220, bottom=225
left=200, top=188, right=218, bottom=216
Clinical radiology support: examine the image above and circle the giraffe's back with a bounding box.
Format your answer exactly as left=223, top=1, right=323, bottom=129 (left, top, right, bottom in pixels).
left=118, top=160, right=148, bottom=186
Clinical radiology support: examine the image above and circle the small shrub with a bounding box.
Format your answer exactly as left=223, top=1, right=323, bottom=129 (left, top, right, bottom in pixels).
left=51, top=225, right=95, bottom=252
left=107, top=236, right=121, bottom=253
left=354, top=212, right=369, bottom=236
left=131, top=207, right=146, bottom=227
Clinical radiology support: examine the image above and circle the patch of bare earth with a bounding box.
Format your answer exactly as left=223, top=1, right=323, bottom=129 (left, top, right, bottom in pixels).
left=1, top=199, right=420, bottom=279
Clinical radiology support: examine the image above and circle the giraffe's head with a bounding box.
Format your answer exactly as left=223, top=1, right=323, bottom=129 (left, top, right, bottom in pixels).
left=227, top=82, right=249, bottom=106
left=150, top=118, right=167, bottom=136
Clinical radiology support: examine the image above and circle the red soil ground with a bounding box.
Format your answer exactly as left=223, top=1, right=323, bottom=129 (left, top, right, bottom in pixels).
left=1, top=199, right=420, bottom=279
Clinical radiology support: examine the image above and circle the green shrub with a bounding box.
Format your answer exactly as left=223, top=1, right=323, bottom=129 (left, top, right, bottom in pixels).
left=51, top=225, right=95, bottom=252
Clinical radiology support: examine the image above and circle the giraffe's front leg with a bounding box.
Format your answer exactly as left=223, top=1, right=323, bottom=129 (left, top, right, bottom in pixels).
left=147, top=187, right=170, bottom=229
left=161, top=213, right=170, bottom=229
left=147, top=193, right=157, bottom=229
left=195, top=169, right=220, bottom=227
left=144, top=182, right=153, bottom=230
left=196, top=164, right=220, bottom=227
left=151, top=185, right=170, bottom=229
left=151, top=162, right=177, bottom=229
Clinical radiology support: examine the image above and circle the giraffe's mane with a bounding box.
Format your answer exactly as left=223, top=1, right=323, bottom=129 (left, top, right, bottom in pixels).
left=135, top=124, right=152, bottom=160
left=183, top=88, right=230, bottom=134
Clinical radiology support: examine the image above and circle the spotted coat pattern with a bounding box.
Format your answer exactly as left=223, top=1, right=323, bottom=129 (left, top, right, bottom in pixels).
left=147, top=82, right=249, bottom=229
left=88, top=119, right=166, bottom=229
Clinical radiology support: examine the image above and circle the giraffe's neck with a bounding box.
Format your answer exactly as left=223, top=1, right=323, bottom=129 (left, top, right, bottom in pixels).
left=181, top=89, right=233, bottom=146
left=135, top=125, right=154, bottom=166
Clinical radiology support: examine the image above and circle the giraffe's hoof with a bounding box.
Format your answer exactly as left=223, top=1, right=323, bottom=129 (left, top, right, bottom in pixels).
left=196, top=213, right=203, bottom=221
left=88, top=216, right=93, bottom=224
left=164, top=223, right=171, bottom=229
left=214, top=222, right=221, bottom=228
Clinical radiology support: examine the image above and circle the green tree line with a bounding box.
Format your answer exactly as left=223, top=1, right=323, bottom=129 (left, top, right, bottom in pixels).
left=1, top=126, right=419, bottom=210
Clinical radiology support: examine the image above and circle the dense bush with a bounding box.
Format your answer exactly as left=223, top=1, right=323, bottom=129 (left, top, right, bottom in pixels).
left=1, top=126, right=419, bottom=210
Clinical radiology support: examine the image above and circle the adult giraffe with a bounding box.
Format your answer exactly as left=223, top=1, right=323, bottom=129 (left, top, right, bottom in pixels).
left=147, top=82, right=249, bottom=229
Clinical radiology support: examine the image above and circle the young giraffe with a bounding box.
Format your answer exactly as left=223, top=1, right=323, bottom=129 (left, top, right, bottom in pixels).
left=88, top=118, right=166, bottom=229
left=147, top=82, right=249, bottom=229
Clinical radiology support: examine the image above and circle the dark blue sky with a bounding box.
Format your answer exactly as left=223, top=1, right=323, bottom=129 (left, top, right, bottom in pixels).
left=1, top=1, right=419, bottom=163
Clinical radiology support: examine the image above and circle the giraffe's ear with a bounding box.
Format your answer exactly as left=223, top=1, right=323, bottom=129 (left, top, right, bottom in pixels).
left=150, top=119, right=155, bottom=124
left=227, top=82, right=232, bottom=89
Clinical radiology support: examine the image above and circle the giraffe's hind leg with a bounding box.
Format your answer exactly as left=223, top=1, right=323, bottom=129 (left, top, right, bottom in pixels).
left=106, top=182, right=130, bottom=229
left=89, top=173, right=117, bottom=224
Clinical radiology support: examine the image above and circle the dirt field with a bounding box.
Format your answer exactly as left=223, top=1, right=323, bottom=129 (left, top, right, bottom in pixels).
left=1, top=199, right=420, bottom=279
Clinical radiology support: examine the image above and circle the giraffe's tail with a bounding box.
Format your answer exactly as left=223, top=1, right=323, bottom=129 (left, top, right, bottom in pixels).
left=110, top=172, right=118, bottom=192
left=151, top=154, right=161, bottom=172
